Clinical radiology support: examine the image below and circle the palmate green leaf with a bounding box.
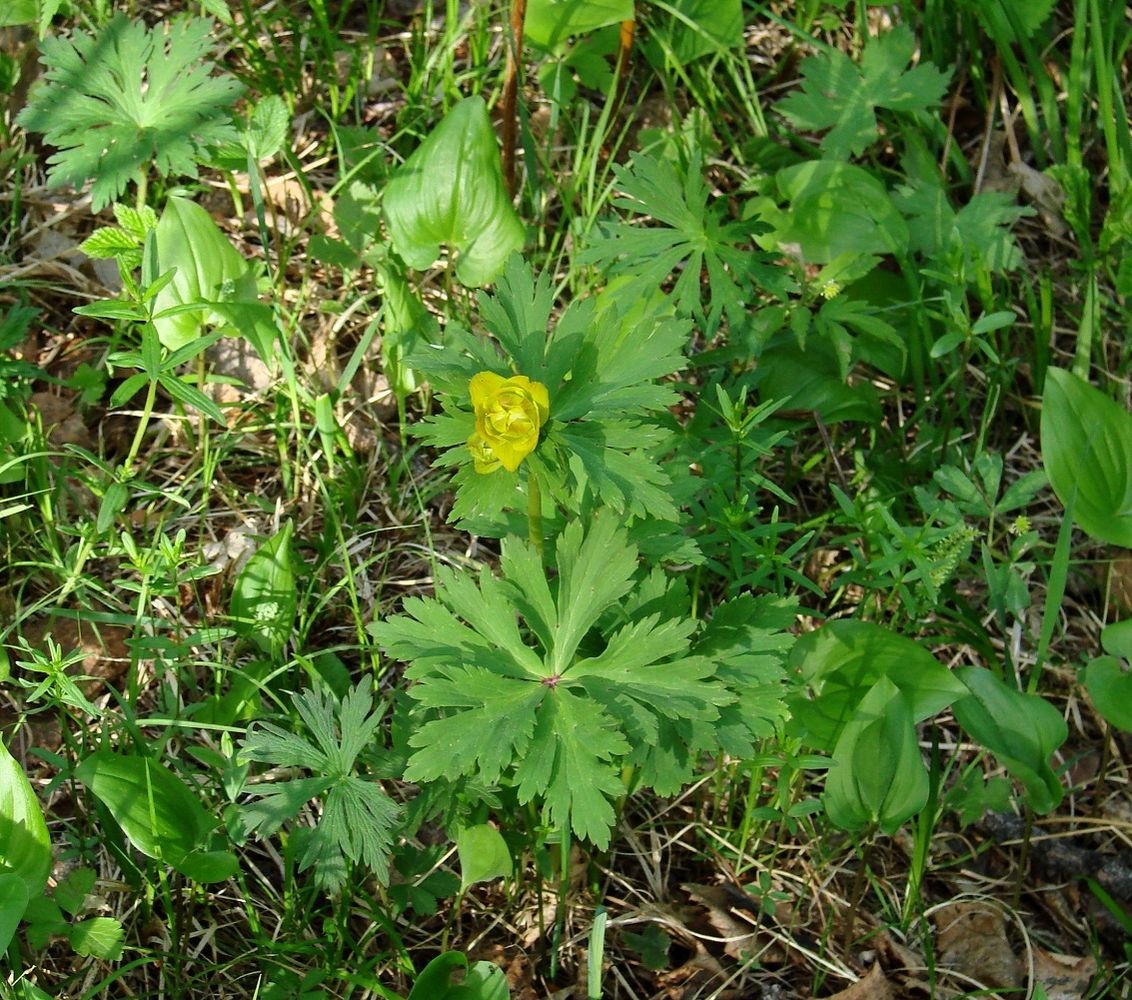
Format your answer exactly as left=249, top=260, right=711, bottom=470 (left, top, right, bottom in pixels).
left=240, top=684, right=401, bottom=892
left=694, top=594, right=795, bottom=755
left=895, top=181, right=1029, bottom=273
left=408, top=258, right=686, bottom=530
left=374, top=514, right=732, bottom=848
left=384, top=97, right=524, bottom=288
left=774, top=24, right=951, bottom=159
left=557, top=421, right=679, bottom=521
left=580, top=150, right=771, bottom=333
left=515, top=688, right=629, bottom=846
left=16, top=14, right=241, bottom=210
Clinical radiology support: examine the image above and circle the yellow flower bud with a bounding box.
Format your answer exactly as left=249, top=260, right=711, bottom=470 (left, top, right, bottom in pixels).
left=467, top=371, right=549, bottom=473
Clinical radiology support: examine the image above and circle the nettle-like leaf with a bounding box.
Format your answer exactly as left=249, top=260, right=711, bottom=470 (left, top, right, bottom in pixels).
left=580, top=149, right=783, bottom=334
left=775, top=24, right=951, bottom=160
left=16, top=14, right=242, bottom=210
left=372, top=514, right=790, bottom=848
left=894, top=180, right=1030, bottom=274
left=240, top=684, right=401, bottom=892
left=384, top=96, right=524, bottom=288
left=410, top=257, right=690, bottom=528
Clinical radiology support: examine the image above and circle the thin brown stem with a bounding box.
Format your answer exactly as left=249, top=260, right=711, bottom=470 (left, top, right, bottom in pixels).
left=612, top=14, right=635, bottom=116
left=501, top=0, right=527, bottom=200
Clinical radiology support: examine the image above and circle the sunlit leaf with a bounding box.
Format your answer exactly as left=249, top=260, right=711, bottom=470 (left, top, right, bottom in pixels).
left=384, top=97, right=524, bottom=287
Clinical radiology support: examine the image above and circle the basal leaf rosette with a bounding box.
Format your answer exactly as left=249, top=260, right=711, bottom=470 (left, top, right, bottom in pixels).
left=468, top=372, right=549, bottom=474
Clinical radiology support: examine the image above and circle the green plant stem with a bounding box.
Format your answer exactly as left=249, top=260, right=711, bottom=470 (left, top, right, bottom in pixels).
left=528, top=471, right=544, bottom=560
left=841, top=831, right=875, bottom=952
left=123, top=378, right=159, bottom=476
left=135, top=167, right=149, bottom=212
left=549, top=818, right=571, bottom=980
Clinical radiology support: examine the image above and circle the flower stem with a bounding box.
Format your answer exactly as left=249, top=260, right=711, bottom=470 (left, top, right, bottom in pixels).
left=527, top=470, right=543, bottom=560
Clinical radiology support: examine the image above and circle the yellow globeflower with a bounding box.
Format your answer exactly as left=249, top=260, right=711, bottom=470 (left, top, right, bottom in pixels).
left=467, top=371, right=549, bottom=473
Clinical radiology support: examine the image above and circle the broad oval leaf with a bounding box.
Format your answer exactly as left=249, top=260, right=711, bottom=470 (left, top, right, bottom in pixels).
left=230, top=521, right=297, bottom=656
left=456, top=823, right=512, bottom=891
left=823, top=677, right=928, bottom=834
left=786, top=619, right=967, bottom=751
left=1102, top=618, right=1132, bottom=660
left=525, top=0, right=633, bottom=50
left=0, top=875, right=29, bottom=955
left=952, top=667, right=1067, bottom=814
left=384, top=97, right=524, bottom=288
left=0, top=739, right=52, bottom=901
left=1041, top=367, right=1132, bottom=547
left=144, top=196, right=258, bottom=350
left=407, top=952, right=468, bottom=1000
left=74, top=751, right=214, bottom=868
left=1083, top=655, right=1132, bottom=733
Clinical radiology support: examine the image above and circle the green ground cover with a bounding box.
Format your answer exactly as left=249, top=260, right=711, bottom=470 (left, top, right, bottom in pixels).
left=1, top=1, right=1131, bottom=996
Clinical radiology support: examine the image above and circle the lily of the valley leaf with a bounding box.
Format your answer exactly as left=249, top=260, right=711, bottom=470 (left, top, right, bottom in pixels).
left=384, top=96, right=524, bottom=287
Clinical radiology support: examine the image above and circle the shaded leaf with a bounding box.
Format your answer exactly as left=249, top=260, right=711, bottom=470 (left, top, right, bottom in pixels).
left=1041, top=368, right=1132, bottom=547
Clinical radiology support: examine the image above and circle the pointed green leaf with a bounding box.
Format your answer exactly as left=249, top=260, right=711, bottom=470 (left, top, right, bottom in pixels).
left=786, top=620, right=967, bottom=751
left=230, top=521, right=296, bottom=655
left=1083, top=656, right=1132, bottom=733
left=550, top=514, right=638, bottom=672
left=144, top=196, right=258, bottom=350
left=0, top=740, right=51, bottom=902
left=824, top=677, right=928, bottom=834
left=952, top=667, right=1067, bottom=813
left=384, top=97, right=524, bottom=287
left=0, top=875, right=29, bottom=955
left=1041, top=367, right=1132, bottom=547
left=74, top=751, right=213, bottom=867
left=525, top=0, right=633, bottom=50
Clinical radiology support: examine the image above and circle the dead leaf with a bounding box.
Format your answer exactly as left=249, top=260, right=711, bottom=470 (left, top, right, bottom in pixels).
left=813, top=963, right=893, bottom=1000
left=932, top=901, right=1023, bottom=991
left=27, top=391, right=92, bottom=449
left=1033, top=949, right=1097, bottom=1000
left=1009, top=161, right=1068, bottom=238
left=654, top=943, right=732, bottom=999
left=683, top=883, right=783, bottom=963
